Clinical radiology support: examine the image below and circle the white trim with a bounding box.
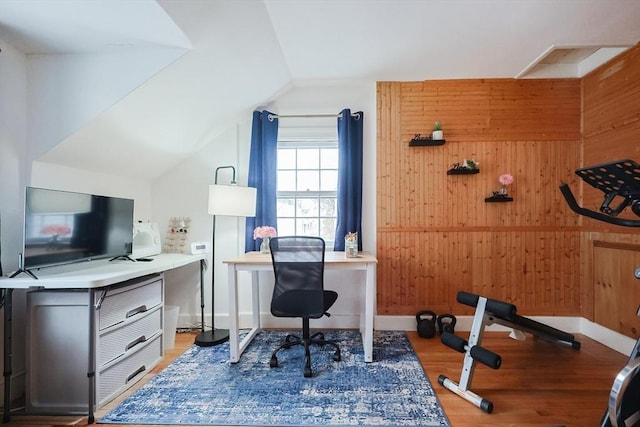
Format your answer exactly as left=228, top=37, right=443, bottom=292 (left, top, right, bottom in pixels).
left=374, top=315, right=635, bottom=356
left=227, top=313, right=636, bottom=356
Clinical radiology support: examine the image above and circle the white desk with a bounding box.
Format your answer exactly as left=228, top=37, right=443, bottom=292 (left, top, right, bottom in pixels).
left=223, top=251, right=377, bottom=363
left=0, top=253, right=205, bottom=424
left=0, top=253, right=205, bottom=289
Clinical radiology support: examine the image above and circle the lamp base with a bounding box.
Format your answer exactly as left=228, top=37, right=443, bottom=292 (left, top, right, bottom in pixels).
left=194, top=329, right=230, bottom=347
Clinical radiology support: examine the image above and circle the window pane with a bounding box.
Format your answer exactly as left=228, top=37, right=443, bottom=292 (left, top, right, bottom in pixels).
left=278, top=148, right=296, bottom=169
left=297, top=218, right=319, bottom=236
left=277, top=198, right=295, bottom=217
left=321, top=148, right=339, bottom=169
left=320, top=218, right=336, bottom=242
left=297, top=198, right=319, bottom=217
left=297, top=170, right=319, bottom=191
left=277, top=129, right=337, bottom=243
left=277, top=171, right=296, bottom=191
left=320, top=198, right=336, bottom=216
left=297, top=148, right=319, bottom=169
left=320, top=170, right=337, bottom=191
left=277, top=218, right=295, bottom=236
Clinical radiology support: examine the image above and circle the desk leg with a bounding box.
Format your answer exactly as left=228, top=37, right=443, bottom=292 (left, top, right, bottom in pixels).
left=2, top=289, right=13, bottom=423
left=364, top=263, right=375, bottom=363
left=228, top=264, right=240, bottom=363
left=251, top=271, right=260, bottom=330
left=87, top=290, right=96, bottom=424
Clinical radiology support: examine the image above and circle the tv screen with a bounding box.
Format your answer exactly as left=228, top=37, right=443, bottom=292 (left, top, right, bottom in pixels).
left=23, top=187, right=134, bottom=270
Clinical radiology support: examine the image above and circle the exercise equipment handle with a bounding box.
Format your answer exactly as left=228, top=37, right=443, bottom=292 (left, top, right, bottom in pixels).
left=559, top=183, right=640, bottom=227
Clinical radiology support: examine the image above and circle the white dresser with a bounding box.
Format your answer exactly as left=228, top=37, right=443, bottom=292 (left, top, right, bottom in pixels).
left=0, top=253, right=205, bottom=422
left=26, top=274, right=164, bottom=414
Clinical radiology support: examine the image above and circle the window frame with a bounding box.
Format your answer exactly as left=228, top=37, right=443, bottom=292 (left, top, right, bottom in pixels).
left=276, top=127, right=339, bottom=247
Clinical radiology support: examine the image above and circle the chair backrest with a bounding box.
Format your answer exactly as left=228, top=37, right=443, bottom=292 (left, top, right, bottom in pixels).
left=269, top=236, right=326, bottom=318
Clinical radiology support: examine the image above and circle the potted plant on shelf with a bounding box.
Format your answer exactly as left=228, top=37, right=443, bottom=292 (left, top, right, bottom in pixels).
left=432, top=121, right=443, bottom=140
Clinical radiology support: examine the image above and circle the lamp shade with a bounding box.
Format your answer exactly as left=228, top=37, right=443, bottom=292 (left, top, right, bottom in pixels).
left=208, top=185, right=257, bottom=217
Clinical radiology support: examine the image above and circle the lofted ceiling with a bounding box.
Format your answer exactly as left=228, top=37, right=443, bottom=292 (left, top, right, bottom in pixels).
left=1, top=0, right=639, bottom=180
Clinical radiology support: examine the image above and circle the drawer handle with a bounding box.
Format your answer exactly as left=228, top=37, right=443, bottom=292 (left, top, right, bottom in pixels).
left=126, top=305, right=148, bottom=318
left=126, top=335, right=147, bottom=351
left=127, top=365, right=146, bottom=382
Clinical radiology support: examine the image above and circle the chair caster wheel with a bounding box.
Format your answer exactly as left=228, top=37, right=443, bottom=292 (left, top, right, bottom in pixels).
left=270, top=355, right=278, bottom=368
left=333, top=351, right=341, bottom=362
left=304, top=367, right=312, bottom=377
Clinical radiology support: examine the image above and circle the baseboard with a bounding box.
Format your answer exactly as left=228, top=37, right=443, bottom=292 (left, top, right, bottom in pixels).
left=208, top=312, right=635, bottom=356
left=374, top=315, right=636, bottom=355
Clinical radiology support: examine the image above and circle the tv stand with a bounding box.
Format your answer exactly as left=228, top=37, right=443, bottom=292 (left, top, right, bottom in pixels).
left=0, top=253, right=205, bottom=424
left=109, top=255, right=136, bottom=262
left=8, top=269, right=38, bottom=279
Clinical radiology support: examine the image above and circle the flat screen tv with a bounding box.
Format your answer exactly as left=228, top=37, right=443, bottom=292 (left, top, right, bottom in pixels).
left=23, top=187, right=134, bottom=271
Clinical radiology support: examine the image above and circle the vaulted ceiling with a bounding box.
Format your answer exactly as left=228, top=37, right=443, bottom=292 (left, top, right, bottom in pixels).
left=1, top=0, right=639, bottom=180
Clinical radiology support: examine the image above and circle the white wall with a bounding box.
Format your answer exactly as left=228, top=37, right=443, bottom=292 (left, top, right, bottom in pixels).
left=31, top=161, right=153, bottom=221
left=0, top=39, right=30, bottom=408
left=153, top=81, right=377, bottom=329
left=26, top=49, right=187, bottom=161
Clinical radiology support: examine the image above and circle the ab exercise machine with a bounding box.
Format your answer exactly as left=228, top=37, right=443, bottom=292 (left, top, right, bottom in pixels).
left=561, top=159, right=640, bottom=427
left=438, top=159, right=640, bottom=425
left=438, top=291, right=580, bottom=413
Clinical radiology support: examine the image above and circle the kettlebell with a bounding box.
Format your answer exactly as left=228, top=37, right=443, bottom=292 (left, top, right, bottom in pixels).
left=416, top=310, right=437, bottom=338
left=437, top=313, right=457, bottom=335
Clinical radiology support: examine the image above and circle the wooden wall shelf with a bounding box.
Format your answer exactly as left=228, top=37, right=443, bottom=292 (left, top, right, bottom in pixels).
left=409, top=136, right=445, bottom=146
left=447, top=168, right=479, bottom=175
left=485, top=196, right=514, bottom=202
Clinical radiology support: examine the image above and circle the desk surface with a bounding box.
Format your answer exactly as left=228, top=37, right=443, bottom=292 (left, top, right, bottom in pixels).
left=224, top=251, right=377, bottom=266
left=0, top=253, right=205, bottom=289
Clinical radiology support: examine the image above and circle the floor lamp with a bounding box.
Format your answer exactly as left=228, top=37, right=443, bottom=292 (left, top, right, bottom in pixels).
left=195, top=165, right=257, bottom=347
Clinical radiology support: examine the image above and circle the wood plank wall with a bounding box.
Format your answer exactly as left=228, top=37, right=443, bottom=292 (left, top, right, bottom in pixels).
left=376, top=45, right=640, bottom=340
left=377, top=79, right=583, bottom=317
left=580, top=44, right=640, bottom=339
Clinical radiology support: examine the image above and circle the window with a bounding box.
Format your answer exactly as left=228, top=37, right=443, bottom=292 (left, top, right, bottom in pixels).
left=276, top=128, right=338, bottom=246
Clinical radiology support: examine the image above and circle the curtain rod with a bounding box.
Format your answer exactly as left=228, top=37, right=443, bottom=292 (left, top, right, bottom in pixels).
left=267, top=112, right=361, bottom=121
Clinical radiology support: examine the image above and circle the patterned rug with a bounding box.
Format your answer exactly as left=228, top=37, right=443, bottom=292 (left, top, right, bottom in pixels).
left=99, top=330, right=450, bottom=426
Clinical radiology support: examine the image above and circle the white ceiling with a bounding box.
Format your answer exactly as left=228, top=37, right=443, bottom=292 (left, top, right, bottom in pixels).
left=1, top=0, right=639, bottom=180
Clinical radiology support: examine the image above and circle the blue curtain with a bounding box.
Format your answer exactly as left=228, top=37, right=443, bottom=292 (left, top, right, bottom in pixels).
left=334, top=109, right=364, bottom=251
left=245, top=110, right=279, bottom=252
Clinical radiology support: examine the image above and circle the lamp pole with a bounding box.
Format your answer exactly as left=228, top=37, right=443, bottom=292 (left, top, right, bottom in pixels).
left=195, top=165, right=236, bottom=346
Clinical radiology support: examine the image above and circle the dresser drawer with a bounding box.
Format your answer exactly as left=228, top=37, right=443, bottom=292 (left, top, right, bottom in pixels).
left=99, top=306, right=162, bottom=366
left=98, top=274, right=163, bottom=330
left=97, top=333, right=162, bottom=407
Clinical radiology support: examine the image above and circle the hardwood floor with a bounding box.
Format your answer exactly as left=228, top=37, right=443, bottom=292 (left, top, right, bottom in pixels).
left=6, top=329, right=629, bottom=426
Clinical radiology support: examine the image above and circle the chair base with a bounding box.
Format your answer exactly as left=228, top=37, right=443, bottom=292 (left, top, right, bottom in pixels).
left=270, top=326, right=341, bottom=377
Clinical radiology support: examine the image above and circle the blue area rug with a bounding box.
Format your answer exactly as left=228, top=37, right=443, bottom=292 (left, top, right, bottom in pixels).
left=99, top=330, right=450, bottom=426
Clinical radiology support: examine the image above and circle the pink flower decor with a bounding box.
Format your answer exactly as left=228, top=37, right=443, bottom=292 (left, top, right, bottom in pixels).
left=253, top=226, right=277, bottom=240
left=498, top=174, right=514, bottom=186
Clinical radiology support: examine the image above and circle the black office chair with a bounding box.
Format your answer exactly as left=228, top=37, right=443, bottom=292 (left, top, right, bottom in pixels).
left=268, top=236, right=341, bottom=377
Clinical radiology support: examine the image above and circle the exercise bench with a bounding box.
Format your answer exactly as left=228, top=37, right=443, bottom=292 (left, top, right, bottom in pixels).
left=438, top=291, right=580, bottom=413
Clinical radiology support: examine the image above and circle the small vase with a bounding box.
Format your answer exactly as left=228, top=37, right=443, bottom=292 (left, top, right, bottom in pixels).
left=499, top=186, right=508, bottom=196
left=260, top=237, right=270, bottom=254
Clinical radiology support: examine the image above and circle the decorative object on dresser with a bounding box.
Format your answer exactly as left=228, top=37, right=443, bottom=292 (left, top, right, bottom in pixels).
left=195, top=165, right=257, bottom=347
left=163, top=217, right=191, bottom=253
left=132, top=221, right=161, bottom=259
